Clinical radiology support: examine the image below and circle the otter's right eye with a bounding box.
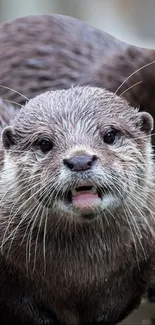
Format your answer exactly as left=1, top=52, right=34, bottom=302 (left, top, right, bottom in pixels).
left=103, top=129, right=119, bottom=145
left=38, top=140, right=53, bottom=153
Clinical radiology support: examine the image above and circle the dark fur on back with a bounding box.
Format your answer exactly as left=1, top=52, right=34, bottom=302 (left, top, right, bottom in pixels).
left=0, top=14, right=124, bottom=104
left=0, top=15, right=155, bottom=143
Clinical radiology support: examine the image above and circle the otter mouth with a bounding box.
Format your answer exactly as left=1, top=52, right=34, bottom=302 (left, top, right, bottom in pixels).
left=65, top=185, right=103, bottom=209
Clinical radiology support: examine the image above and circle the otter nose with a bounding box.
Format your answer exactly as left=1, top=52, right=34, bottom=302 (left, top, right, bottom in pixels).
left=63, top=155, right=97, bottom=171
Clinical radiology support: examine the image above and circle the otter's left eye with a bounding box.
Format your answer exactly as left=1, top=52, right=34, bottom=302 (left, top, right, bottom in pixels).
left=103, top=130, right=119, bottom=145
left=39, top=140, right=53, bottom=153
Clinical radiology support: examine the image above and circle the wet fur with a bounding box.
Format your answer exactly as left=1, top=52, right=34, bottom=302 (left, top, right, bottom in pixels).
left=0, top=13, right=154, bottom=324
left=0, top=86, right=155, bottom=324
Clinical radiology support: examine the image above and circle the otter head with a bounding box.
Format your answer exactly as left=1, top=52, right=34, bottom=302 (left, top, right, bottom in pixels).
left=1, top=86, right=154, bottom=235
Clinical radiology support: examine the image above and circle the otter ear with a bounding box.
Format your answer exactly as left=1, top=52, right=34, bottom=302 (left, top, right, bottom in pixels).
left=136, top=112, right=154, bottom=135
left=2, top=126, right=17, bottom=149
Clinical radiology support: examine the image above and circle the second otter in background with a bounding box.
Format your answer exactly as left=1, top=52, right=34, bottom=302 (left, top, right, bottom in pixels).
left=0, top=14, right=155, bottom=126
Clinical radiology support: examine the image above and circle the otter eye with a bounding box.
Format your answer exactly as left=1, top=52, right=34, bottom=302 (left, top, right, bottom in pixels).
left=39, top=140, right=53, bottom=153
left=103, top=129, right=119, bottom=145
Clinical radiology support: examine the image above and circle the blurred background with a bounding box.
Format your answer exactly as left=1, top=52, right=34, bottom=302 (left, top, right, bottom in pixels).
left=0, top=0, right=155, bottom=323
left=0, top=0, right=155, bottom=48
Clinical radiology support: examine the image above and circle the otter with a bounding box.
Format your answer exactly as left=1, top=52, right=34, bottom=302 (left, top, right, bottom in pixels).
left=0, top=86, right=155, bottom=325
left=0, top=15, right=155, bottom=141
left=0, top=14, right=125, bottom=105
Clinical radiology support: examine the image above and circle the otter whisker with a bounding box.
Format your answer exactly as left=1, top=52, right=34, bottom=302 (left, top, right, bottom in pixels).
left=122, top=206, right=140, bottom=267
left=0, top=99, right=23, bottom=108
left=119, top=81, right=142, bottom=98
left=22, top=202, right=42, bottom=251
left=115, top=60, right=155, bottom=95
left=31, top=203, right=45, bottom=273
left=130, top=193, right=155, bottom=219
left=124, top=202, right=147, bottom=261
left=123, top=176, right=153, bottom=191
left=25, top=203, right=42, bottom=272
left=6, top=209, right=34, bottom=259
left=0, top=84, right=29, bottom=101
left=43, top=206, right=49, bottom=275
left=9, top=178, right=45, bottom=216
left=8, top=186, right=38, bottom=220
left=129, top=199, right=155, bottom=237
left=1, top=199, right=38, bottom=254
left=0, top=182, right=47, bottom=250
left=112, top=173, right=151, bottom=191
left=21, top=203, right=41, bottom=245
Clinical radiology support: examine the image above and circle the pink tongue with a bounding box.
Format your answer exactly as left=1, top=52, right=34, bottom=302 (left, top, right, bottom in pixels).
left=72, top=192, right=101, bottom=208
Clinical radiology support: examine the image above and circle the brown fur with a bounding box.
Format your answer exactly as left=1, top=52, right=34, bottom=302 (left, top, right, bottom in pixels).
left=0, top=86, right=155, bottom=325
left=0, top=14, right=125, bottom=104
left=0, top=15, right=155, bottom=141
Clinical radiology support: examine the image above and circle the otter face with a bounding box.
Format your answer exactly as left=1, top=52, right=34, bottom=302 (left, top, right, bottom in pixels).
left=1, top=87, right=154, bottom=224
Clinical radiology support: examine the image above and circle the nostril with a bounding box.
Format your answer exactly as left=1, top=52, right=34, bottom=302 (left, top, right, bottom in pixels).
left=63, top=159, right=74, bottom=170
left=87, top=155, right=98, bottom=167
left=92, top=155, right=98, bottom=162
